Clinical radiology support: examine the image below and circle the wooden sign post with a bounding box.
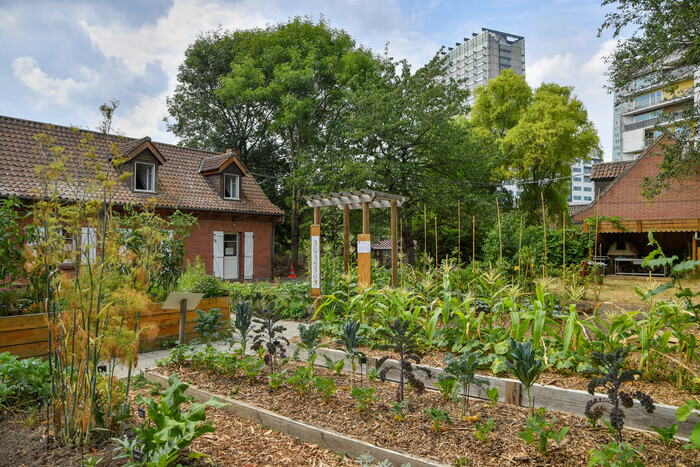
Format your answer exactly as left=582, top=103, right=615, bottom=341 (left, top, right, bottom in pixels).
left=162, top=292, right=203, bottom=345
left=310, top=224, right=321, bottom=298
left=358, top=201, right=371, bottom=286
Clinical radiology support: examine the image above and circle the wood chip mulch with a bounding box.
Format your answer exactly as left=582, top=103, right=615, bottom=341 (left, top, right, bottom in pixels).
left=154, top=360, right=700, bottom=467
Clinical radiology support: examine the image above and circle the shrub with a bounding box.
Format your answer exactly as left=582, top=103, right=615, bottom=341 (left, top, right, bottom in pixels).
left=0, top=352, right=51, bottom=410
left=177, top=258, right=227, bottom=298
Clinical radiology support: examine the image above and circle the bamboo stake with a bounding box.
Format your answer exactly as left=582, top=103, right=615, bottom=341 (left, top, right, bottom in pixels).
left=518, top=213, right=523, bottom=279
left=496, top=197, right=503, bottom=265
left=563, top=210, right=566, bottom=300
left=424, top=204, right=427, bottom=274
left=400, top=218, right=404, bottom=288
left=541, top=190, right=548, bottom=277
left=594, top=189, right=600, bottom=307
left=435, top=215, right=439, bottom=297
left=457, top=200, right=461, bottom=296
left=472, top=216, right=476, bottom=274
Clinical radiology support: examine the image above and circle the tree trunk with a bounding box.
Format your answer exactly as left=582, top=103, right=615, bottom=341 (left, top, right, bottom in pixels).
left=290, top=185, right=300, bottom=267
left=402, top=216, right=415, bottom=264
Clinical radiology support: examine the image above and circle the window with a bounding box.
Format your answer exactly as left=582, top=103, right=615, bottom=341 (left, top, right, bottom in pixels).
left=223, top=233, right=238, bottom=256
left=584, top=167, right=591, bottom=173
left=584, top=187, right=592, bottom=192
left=573, top=186, right=581, bottom=191
left=572, top=167, right=581, bottom=173
left=584, top=196, right=592, bottom=201
left=573, top=177, right=581, bottom=182
left=134, top=162, right=155, bottom=192
left=223, top=174, right=240, bottom=200
left=574, top=196, right=582, bottom=200
left=584, top=175, right=590, bottom=182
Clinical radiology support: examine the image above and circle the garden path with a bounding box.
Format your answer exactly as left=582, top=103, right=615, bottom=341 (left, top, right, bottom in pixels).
left=112, top=320, right=302, bottom=379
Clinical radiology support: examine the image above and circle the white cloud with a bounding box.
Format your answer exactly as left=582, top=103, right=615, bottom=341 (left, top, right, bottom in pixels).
left=11, top=56, right=97, bottom=108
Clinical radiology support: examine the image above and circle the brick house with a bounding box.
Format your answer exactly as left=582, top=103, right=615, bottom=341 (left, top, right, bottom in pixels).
left=572, top=137, right=700, bottom=270
left=0, top=115, right=284, bottom=281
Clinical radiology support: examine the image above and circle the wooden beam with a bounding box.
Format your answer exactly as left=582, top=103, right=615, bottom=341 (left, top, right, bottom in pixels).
left=362, top=202, right=370, bottom=234
left=391, top=199, right=398, bottom=288
left=314, top=206, right=321, bottom=225
left=343, top=205, right=350, bottom=274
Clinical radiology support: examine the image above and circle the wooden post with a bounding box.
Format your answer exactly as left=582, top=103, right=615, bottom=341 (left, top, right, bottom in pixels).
left=594, top=189, right=600, bottom=306
left=496, top=197, right=503, bottom=265
left=423, top=204, right=427, bottom=272
left=400, top=218, right=404, bottom=287
left=310, top=225, right=321, bottom=298
left=391, top=199, right=398, bottom=288
left=343, top=205, right=350, bottom=274
left=359, top=202, right=371, bottom=286
left=435, top=216, right=438, bottom=295
left=178, top=298, right=187, bottom=345
left=563, top=210, right=566, bottom=299
left=314, top=206, right=321, bottom=225
left=541, top=190, right=548, bottom=276
left=472, top=216, right=476, bottom=274
left=505, top=381, right=521, bottom=407
left=362, top=202, right=369, bottom=234
left=518, top=213, right=523, bottom=279
left=457, top=201, right=461, bottom=295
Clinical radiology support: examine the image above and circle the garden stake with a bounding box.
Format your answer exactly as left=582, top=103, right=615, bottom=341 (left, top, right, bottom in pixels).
left=496, top=197, right=502, bottom=265
left=435, top=215, right=438, bottom=299
left=472, top=216, right=476, bottom=274
left=541, top=189, right=548, bottom=277
left=563, top=210, right=566, bottom=299
left=400, top=217, right=404, bottom=288
left=518, top=213, right=523, bottom=279
left=424, top=203, right=427, bottom=274
left=457, top=200, right=461, bottom=296
left=594, top=189, right=600, bottom=307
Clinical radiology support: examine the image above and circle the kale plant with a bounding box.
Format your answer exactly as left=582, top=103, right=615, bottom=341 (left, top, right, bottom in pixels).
left=334, top=320, right=366, bottom=388
left=229, top=301, right=253, bottom=355
left=376, top=319, right=432, bottom=402
left=505, top=338, right=547, bottom=415
left=251, top=302, right=289, bottom=373
left=584, top=347, right=655, bottom=442
left=295, top=322, right=324, bottom=363
left=192, top=308, right=225, bottom=346
left=443, top=350, right=489, bottom=419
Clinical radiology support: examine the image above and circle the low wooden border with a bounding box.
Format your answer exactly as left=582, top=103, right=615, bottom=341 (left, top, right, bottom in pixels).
left=300, top=346, right=698, bottom=441
left=143, top=369, right=445, bottom=467
left=0, top=297, right=229, bottom=358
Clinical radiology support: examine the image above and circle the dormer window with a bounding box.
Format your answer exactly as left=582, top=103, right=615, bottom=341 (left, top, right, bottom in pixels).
left=223, top=173, right=239, bottom=200
left=134, top=162, right=156, bottom=192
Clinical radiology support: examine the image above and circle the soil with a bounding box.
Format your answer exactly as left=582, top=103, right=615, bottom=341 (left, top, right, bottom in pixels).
left=0, top=385, right=353, bottom=467
left=156, top=360, right=700, bottom=467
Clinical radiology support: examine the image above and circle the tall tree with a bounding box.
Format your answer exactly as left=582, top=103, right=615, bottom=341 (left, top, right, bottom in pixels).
left=470, top=69, right=532, bottom=139
left=599, top=0, right=700, bottom=197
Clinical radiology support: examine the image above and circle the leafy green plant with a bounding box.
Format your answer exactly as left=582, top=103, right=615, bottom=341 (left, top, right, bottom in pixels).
left=229, top=301, right=253, bottom=355
left=650, top=423, right=678, bottom=445
left=584, top=347, right=655, bottom=442
left=675, top=399, right=700, bottom=449
left=368, top=366, right=379, bottom=381
left=588, top=441, right=644, bottom=467
left=334, top=320, right=366, bottom=388
left=351, top=386, right=378, bottom=413
left=242, top=354, right=265, bottom=383
left=426, top=407, right=452, bottom=432
left=435, top=374, right=459, bottom=402
left=475, top=417, right=495, bottom=444
left=376, top=319, right=432, bottom=402
left=322, top=355, right=345, bottom=375
left=177, top=258, right=226, bottom=298
left=287, top=365, right=314, bottom=394
left=312, top=376, right=336, bottom=403
left=486, top=387, right=499, bottom=408
left=505, top=338, right=546, bottom=415
left=251, top=302, right=289, bottom=373
left=113, top=373, right=226, bottom=465
left=390, top=400, right=408, bottom=422
left=192, top=307, right=225, bottom=346
left=267, top=370, right=288, bottom=391
left=443, top=350, right=489, bottom=419
left=296, top=323, right=324, bottom=360
left=518, top=408, right=568, bottom=455
left=0, top=352, right=51, bottom=410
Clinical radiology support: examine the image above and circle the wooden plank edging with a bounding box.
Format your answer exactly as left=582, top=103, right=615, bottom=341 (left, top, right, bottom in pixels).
left=142, top=369, right=445, bottom=467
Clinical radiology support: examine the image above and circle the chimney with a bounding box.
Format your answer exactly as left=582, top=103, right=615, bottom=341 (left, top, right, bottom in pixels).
left=225, top=148, right=233, bottom=154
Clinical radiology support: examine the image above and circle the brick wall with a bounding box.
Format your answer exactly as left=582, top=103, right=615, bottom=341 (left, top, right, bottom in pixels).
left=183, top=211, right=277, bottom=281
left=573, top=141, right=700, bottom=222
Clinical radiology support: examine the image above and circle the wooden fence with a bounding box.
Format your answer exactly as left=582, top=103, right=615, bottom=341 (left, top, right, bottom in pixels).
left=0, top=297, right=230, bottom=358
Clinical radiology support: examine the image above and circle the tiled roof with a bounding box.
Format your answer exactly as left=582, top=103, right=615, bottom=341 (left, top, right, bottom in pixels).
left=199, top=153, right=231, bottom=173
left=590, top=161, right=632, bottom=180
left=568, top=204, right=589, bottom=217
left=0, top=115, right=283, bottom=216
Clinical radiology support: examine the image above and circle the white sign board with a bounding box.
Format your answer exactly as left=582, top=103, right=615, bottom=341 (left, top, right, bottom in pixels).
left=357, top=240, right=371, bottom=254
left=311, top=234, right=320, bottom=289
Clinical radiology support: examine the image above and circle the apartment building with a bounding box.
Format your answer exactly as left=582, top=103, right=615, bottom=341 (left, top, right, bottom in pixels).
left=441, top=28, right=525, bottom=106
left=568, top=154, right=602, bottom=205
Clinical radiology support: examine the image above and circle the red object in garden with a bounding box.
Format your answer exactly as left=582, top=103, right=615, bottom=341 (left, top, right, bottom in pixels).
left=288, top=262, right=297, bottom=278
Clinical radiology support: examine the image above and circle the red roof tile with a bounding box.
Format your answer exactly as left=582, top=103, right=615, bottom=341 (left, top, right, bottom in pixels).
left=0, top=115, right=283, bottom=216
left=590, top=161, right=632, bottom=180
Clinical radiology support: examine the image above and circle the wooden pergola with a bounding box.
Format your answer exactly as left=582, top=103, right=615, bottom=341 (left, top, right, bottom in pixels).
left=303, top=190, right=408, bottom=297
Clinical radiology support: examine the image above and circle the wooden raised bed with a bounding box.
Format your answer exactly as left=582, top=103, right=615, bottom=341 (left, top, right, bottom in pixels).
left=0, top=297, right=229, bottom=358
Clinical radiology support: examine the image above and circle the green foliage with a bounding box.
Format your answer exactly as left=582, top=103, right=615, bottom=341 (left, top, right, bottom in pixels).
left=229, top=300, right=253, bottom=355
left=518, top=408, right=569, bottom=455
left=192, top=308, right=225, bottom=345
left=287, top=365, right=313, bottom=394
left=588, top=441, right=644, bottom=467
left=242, top=353, right=266, bottom=383
left=443, top=350, right=489, bottom=419
left=334, top=320, right=366, bottom=388
left=113, top=373, right=226, bottom=465
left=312, top=376, right=336, bottom=403
left=176, top=258, right=226, bottom=298
left=486, top=387, right=499, bottom=408
left=267, top=369, right=288, bottom=391
left=351, top=386, right=378, bottom=413
left=505, top=338, right=547, bottom=415
left=227, top=281, right=311, bottom=320
left=0, top=197, right=25, bottom=309
left=435, top=374, right=459, bottom=402
left=390, top=400, right=408, bottom=422
left=475, top=417, right=495, bottom=444
left=376, top=318, right=432, bottom=402
left=675, top=399, right=700, bottom=449
left=584, top=347, right=655, bottom=442
left=296, top=323, right=324, bottom=360
left=425, top=407, right=452, bottom=432
left=0, top=352, right=51, bottom=410
left=251, top=302, right=289, bottom=373
left=650, top=423, right=678, bottom=444
left=322, top=355, right=346, bottom=376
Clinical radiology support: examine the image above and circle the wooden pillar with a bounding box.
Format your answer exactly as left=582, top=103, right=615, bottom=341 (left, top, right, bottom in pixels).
left=310, top=224, right=321, bottom=298
left=178, top=298, right=187, bottom=345
left=358, top=202, right=371, bottom=286
left=314, top=206, right=321, bottom=225
left=343, top=205, right=350, bottom=274
left=391, top=199, right=398, bottom=288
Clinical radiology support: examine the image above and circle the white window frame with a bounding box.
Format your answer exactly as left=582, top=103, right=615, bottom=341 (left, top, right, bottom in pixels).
left=223, top=173, right=240, bottom=200
left=134, top=162, right=156, bottom=193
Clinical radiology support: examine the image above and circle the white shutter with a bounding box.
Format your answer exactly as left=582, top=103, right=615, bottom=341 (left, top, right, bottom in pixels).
left=213, top=231, right=224, bottom=278
left=244, top=232, right=254, bottom=279
left=81, top=227, right=97, bottom=264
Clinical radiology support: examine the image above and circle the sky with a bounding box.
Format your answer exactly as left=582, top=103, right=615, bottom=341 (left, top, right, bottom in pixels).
left=0, top=0, right=619, bottom=160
